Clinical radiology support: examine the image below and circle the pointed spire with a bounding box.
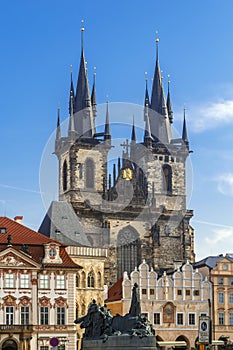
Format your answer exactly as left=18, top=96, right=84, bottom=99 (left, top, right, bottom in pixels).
left=118, top=157, right=121, bottom=177
left=182, top=107, right=189, bottom=147
left=74, top=20, right=95, bottom=137
left=167, top=77, right=173, bottom=123
left=56, top=106, right=61, bottom=140
left=69, top=65, right=75, bottom=115
left=144, top=73, right=150, bottom=108
left=144, top=110, right=153, bottom=147
left=104, top=98, right=111, bottom=141
left=113, top=164, right=116, bottom=185
left=68, top=95, right=76, bottom=141
left=91, top=68, right=97, bottom=117
left=150, top=36, right=163, bottom=113
left=131, top=115, right=136, bottom=142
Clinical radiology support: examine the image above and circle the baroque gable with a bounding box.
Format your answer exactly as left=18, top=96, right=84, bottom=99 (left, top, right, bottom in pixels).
left=0, top=248, right=40, bottom=269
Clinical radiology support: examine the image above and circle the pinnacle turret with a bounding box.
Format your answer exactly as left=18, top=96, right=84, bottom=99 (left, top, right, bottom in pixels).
left=104, top=100, right=111, bottom=141
left=182, top=108, right=189, bottom=147
left=167, top=79, right=173, bottom=123
left=91, top=70, right=97, bottom=117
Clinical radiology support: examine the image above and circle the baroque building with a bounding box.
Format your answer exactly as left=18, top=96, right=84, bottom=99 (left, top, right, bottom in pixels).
left=47, top=26, right=195, bottom=285
left=0, top=216, right=80, bottom=350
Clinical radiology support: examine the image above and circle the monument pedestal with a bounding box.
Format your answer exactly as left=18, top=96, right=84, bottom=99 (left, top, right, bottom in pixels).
left=82, top=335, right=157, bottom=350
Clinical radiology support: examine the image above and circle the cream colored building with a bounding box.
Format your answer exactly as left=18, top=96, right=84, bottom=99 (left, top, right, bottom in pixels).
left=194, top=254, right=233, bottom=342
left=66, top=246, right=107, bottom=347
left=107, top=260, right=212, bottom=349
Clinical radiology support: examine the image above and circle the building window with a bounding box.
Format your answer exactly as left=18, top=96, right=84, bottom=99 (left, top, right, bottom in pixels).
left=62, top=160, right=68, bottom=191
left=162, top=165, right=172, bottom=193
left=40, top=306, right=49, bottom=325
left=5, top=306, right=14, bottom=325
left=85, top=158, right=95, bottom=188
left=186, top=289, right=191, bottom=296
left=223, top=263, right=228, bottom=270
left=177, top=313, right=184, bottom=325
left=150, top=289, right=155, bottom=295
left=97, top=272, right=101, bottom=288
left=39, top=274, right=49, bottom=289
left=188, top=313, right=196, bottom=325
left=177, top=289, right=182, bottom=296
left=56, top=275, right=65, bottom=289
left=76, top=274, right=79, bottom=288
left=229, top=293, right=233, bottom=304
left=229, top=313, right=233, bottom=326
left=142, top=289, right=147, bottom=295
left=87, top=272, right=95, bottom=288
left=154, top=313, right=160, bottom=325
left=218, top=292, right=224, bottom=304
left=20, top=274, right=30, bottom=288
left=218, top=278, right=224, bottom=286
left=5, top=273, right=14, bottom=288
left=21, top=306, right=30, bottom=325
left=229, top=278, right=233, bottom=286
left=141, top=313, right=149, bottom=320
left=57, top=307, right=65, bottom=325
left=218, top=313, right=224, bottom=325
left=194, top=290, right=200, bottom=296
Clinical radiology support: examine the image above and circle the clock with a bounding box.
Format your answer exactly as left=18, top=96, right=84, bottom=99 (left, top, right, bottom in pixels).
left=122, top=168, right=133, bottom=181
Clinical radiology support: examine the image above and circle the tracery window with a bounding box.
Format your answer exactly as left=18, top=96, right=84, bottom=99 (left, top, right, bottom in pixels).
left=162, top=165, right=172, bottom=193
left=87, top=272, right=95, bottom=288
left=63, top=160, right=68, bottom=191
left=85, top=158, right=95, bottom=188
left=117, top=226, right=140, bottom=278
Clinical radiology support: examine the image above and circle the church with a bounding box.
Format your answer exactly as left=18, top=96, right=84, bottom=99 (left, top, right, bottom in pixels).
left=39, top=26, right=195, bottom=286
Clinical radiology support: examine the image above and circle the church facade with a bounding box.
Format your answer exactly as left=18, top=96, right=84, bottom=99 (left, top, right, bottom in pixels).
left=53, top=27, right=195, bottom=285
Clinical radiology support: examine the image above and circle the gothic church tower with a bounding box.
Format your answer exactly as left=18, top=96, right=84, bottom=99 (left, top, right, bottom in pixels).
left=54, top=29, right=195, bottom=285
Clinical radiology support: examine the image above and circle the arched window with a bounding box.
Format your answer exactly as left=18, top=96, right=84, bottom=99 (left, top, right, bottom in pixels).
left=97, top=272, right=101, bottom=288
left=87, top=271, right=95, bottom=288
left=162, top=165, right=172, bottom=193
left=85, top=158, right=95, bottom=188
left=117, top=226, right=140, bottom=279
left=76, top=273, right=79, bottom=288
left=81, top=271, right=86, bottom=288
left=81, top=303, right=85, bottom=315
left=62, top=160, right=68, bottom=191
left=76, top=303, right=79, bottom=319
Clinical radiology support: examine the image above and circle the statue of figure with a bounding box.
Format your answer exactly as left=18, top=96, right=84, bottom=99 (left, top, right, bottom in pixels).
left=129, top=283, right=141, bottom=317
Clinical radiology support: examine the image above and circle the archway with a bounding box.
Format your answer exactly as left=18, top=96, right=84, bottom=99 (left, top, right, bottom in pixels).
left=175, top=335, right=189, bottom=350
left=2, top=339, right=18, bottom=350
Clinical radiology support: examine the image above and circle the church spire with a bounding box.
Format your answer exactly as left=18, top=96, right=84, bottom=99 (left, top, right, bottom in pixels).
left=144, top=110, right=153, bottom=147
left=150, top=37, right=163, bottom=114
left=144, top=74, right=150, bottom=108
left=104, top=98, right=111, bottom=141
left=74, top=21, right=95, bottom=137
left=91, top=68, right=97, bottom=117
left=131, top=115, right=136, bottom=142
left=182, top=107, right=189, bottom=148
left=69, top=65, right=75, bottom=116
left=166, top=77, right=173, bottom=123
left=56, top=106, right=61, bottom=141
left=68, top=95, right=76, bottom=141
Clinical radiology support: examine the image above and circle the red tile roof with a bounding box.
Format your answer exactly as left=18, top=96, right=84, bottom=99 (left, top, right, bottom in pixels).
left=0, top=217, right=81, bottom=269
left=107, top=277, right=123, bottom=302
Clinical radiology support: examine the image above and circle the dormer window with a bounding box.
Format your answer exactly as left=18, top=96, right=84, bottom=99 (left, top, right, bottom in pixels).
left=49, top=248, right=57, bottom=258
left=0, top=228, right=6, bottom=234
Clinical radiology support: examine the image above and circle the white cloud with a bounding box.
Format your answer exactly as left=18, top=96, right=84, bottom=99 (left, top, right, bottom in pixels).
left=215, top=173, right=233, bottom=197
left=187, top=99, right=233, bottom=132
left=196, top=226, right=233, bottom=260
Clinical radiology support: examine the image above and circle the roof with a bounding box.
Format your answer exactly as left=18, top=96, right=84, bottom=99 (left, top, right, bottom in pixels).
left=193, top=255, right=226, bottom=269
left=0, top=216, right=81, bottom=269
left=38, top=201, right=91, bottom=247
left=106, top=277, right=123, bottom=302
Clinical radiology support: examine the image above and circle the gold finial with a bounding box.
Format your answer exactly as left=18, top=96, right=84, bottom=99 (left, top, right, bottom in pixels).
left=81, top=19, right=85, bottom=31
left=155, top=30, right=159, bottom=42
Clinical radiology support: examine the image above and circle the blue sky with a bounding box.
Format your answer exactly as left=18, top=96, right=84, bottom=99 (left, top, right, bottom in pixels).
left=1, top=0, right=233, bottom=260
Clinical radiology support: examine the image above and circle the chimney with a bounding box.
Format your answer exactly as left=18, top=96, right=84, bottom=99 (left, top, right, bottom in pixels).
left=14, top=216, right=23, bottom=224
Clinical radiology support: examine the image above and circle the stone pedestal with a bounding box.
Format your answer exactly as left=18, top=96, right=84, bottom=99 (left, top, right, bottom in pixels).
left=82, top=335, right=157, bottom=350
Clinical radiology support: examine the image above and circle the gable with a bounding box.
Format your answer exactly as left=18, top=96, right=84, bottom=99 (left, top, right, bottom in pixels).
left=0, top=247, right=40, bottom=269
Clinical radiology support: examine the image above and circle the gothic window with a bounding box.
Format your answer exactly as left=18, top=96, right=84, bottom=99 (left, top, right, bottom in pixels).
left=117, top=226, right=140, bottom=279
left=81, top=271, right=86, bottom=288
left=81, top=303, right=86, bottom=315
left=76, top=273, right=79, bottom=288
left=162, top=165, right=172, bottom=193
left=85, top=158, right=95, bottom=188
left=97, top=272, right=101, bottom=288
left=87, top=271, right=95, bottom=288
left=62, top=160, right=68, bottom=191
